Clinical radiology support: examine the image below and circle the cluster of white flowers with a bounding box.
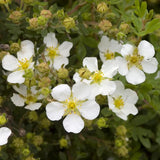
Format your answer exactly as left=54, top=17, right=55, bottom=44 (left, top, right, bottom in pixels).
left=1, top=33, right=158, bottom=137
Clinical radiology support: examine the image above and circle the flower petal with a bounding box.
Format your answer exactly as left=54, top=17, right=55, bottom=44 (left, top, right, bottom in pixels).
left=21, top=40, right=34, bottom=52
left=78, top=100, right=100, bottom=120
left=2, top=55, right=18, bottom=71
left=25, top=103, right=42, bottom=111
left=138, top=40, right=155, bottom=59
left=51, top=84, right=71, bottom=101
left=99, top=52, right=106, bottom=63
left=116, top=56, right=128, bottom=76
left=63, top=114, right=84, bottom=133
left=11, top=93, right=25, bottom=107
left=7, top=70, right=25, bottom=84
left=126, top=67, right=145, bottom=85
left=0, top=127, right=12, bottom=146
left=116, top=112, right=128, bottom=120
left=43, top=32, right=58, bottom=48
left=121, top=44, right=134, bottom=57
left=101, top=60, right=118, bottom=78
left=98, top=36, right=110, bottom=52
left=53, top=56, right=68, bottom=70
left=13, top=85, right=27, bottom=96
left=124, top=89, right=138, bottom=104
left=83, top=57, right=98, bottom=72
left=141, top=58, right=158, bottom=74
left=46, top=102, right=65, bottom=121
left=109, top=39, right=122, bottom=53
left=88, top=83, right=101, bottom=99
left=73, top=73, right=81, bottom=83
left=59, top=41, right=73, bottom=57
left=122, top=103, right=138, bottom=116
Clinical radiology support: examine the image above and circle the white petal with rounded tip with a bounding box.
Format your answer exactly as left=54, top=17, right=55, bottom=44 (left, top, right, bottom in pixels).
left=99, top=52, right=106, bottom=63
left=21, top=40, right=34, bottom=51
left=25, top=103, right=42, bottom=111
left=72, top=82, right=90, bottom=100
left=17, top=51, right=34, bottom=61
left=59, top=41, right=73, bottom=57
left=11, top=93, right=25, bottom=107
left=88, top=84, right=101, bottom=99
left=100, top=80, right=116, bottom=95
left=46, top=102, right=65, bottom=121
left=79, top=100, right=100, bottom=120
left=116, top=112, right=128, bottom=120
left=116, top=56, right=128, bottom=76
left=63, top=114, right=84, bottom=133
left=124, top=89, right=138, bottom=104
left=141, top=58, right=158, bottom=74
left=126, top=67, right=145, bottom=85
left=73, top=73, right=81, bottom=83
left=101, top=60, right=118, bottom=78
left=43, top=32, right=58, bottom=48
left=108, top=96, right=115, bottom=110
left=13, top=85, right=27, bottom=96
left=121, top=44, right=134, bottom=57
left=83, top=57, right=98, bottom=72
left=109, top=39, right=122, bottom=53
left=2, top=55, right=18, bottom=71
left=122, top=103, right=138, bottom=116
left=51, top=84, right=71, bottom=101
left=53, top=56, right=69, bottom=70
left=98, top=36, right=110, bottom=52
left=138, top=40, right=155, bottom=59
left=7, top=70, right=25, bottom=84
left=0, top=127, right=12, bottom=146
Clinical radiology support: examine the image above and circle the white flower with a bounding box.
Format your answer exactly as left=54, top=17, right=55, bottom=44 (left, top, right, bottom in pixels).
left=108, top=81, right=138, bottom=120
left=43, top=32, right=73, bottom=70
left=117, top=40, right=158, bottom=85
left=2, top=40, right=34, bottom=84
left=0, top=127, right=11, bottom=146
left=46, top=82, right=100, bottom=133
left=98, top=36, right=122, bottom=63
left=73, top=57, right=118, bottom=99
left=11, top=85, right=42, bottom=111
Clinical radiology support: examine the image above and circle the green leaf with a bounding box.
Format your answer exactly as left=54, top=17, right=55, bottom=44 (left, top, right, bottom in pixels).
left=139, top=136, right=151, bottom=148
left=82, top=37, right=98, bottom=48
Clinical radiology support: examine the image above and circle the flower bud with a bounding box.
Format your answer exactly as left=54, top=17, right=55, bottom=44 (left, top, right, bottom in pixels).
left=97, top=117, right=108, bottom=129
left=24, top=69, right=34, bottom=79
left=82, top=12, right=91, bottom=21
left=26, top=132, right=33, bottom=139
left=19, top=128, right=26, bottom=136
left=33, top=135, right=43, bottom=146
left=40, top=87, right=50, bottom=96
left=38, top=77, right=51, bottom=88
left=28, top=18, right=39, bottom=30
left=115, top=139, right=123, bottom=147
left=59, top=138, right=68, bottom=148
left=22, top=148, right=30, bottom=157
left=116, top=32, right=126, bottom=40
left=117, top=146, right=128, bottom=157
left=38, top=16, right=48, bottom=27
left=97, top=2, right=108, bottom=13
left=119, top=23, right=130, bottom=34
left=36, top=62, right=50, bottom=73
left=28, top=111, right=38, bottom=122
left=96, top=95, right=107, bottom=105
left=12, top=138, right=24, bottom=148
left=10, top=43, right=20, bottom=54
left=56, top=9, right=65, bottom=19
left=40, top=118, right=51, bottom=129
left=78, top=68, right=91, bottom=79
left=40, top=10, right=52, bottom=19
left=63, top=17, right=75, bottom=30
left=9, top=11, right=23, bottom=24
left=24, top=0, right=34, bottom=4
left=116, top=125, right=127, bottom=136
left=57, top=68, right=69, bottom=79
left=0, top=113, right=7, bottom=126
left=98, top=19, right=112, bottom=32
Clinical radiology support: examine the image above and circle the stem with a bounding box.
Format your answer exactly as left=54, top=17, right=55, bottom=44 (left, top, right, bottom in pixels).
left=4, top=3, right=10, bottom=12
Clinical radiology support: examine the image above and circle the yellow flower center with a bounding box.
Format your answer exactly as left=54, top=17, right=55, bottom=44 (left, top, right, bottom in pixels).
left=91, top=71, right=104, bottom=84
left=67, top=101, right=76, bottom=109
left=105, top=52, right=114, bottom=60
left=18, top=58, right=30, bottom=70
left=47, top=47, right=59, bottom=59
left=114, top=96, right=124, bottom=109
left=25, top=95, right=37, bottom=104
left=126, top=48, right=144, bottom=70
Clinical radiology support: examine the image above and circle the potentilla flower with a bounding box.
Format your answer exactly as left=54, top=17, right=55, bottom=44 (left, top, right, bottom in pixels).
left=108, top=81, right=138, bottom=120
left=0, top=127, right=11, bottom=146
left=43, top=32, right=73, bottom=70
left=73, top=57, right=118, bottom=99
left=2, top=40, right=34, bottom=84
left=46, top=82, right=100, bottom=133
left=98, top=36, right=122, bottom=63
left=117, top=40, right=158, bottom=85
left=11, top=85, right=42, bottom=111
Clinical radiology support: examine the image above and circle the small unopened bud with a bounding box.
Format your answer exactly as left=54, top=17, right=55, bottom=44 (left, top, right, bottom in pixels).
left=12, top=138, right=24, bottom=148
left=24, top=69, right=34, bottom=79
left=98, top=19, right=112, bottom=32
left=59, top=138, right=68, bottom=148
left=28, top=18, right=39, bottom=30
left=22, top=148, right=30, bottom=157
left=82, top=12, right=91, bottom=21
left=24, top=0, right=34, bottom=4
left=26, top=132, right=33, bottom=139
left=116, top=125, right=127, bottom=136
left=9, top=11, right=23, bottom=24
left=119, top=23, right=130, bottom=34
left=97, top=117, right=108, bottom=129
left=40, top=118, right=51, bottom=129
left=28, top=111, right=38, bottom=122
left=116, top=32, right=126, bottom=40
left=117, top=146, right=128, bottom=157
left=38, top=77, right=51, bottom=87
left=96, top=94, right=107, bottom=105
left=78, top=68, right=91, bottom=79
left=97, top=2, right=108, bottom=13
left=63, top=17, right=75, bottom=30
left=19, top=128, right=26, bottom=136
left=0, top=114, right=7, bottom=125
left=57, top=68, right=69, bottom=79
left=40, top=87, right=50, bottom=96
left=56, top=9, right=65, bottom=19
left=37, top=62, right=49, bottom=73
left=0, top=51, right=8, bottom=60
left=10, top=43, right=20, bottom=54
left=38, top=16, right=48, bottom=27
left=33, top=135, right=43, bottom=146
left=115, top=139, right=123, bottom=147
left=40, top=10, right=52, bottom=19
